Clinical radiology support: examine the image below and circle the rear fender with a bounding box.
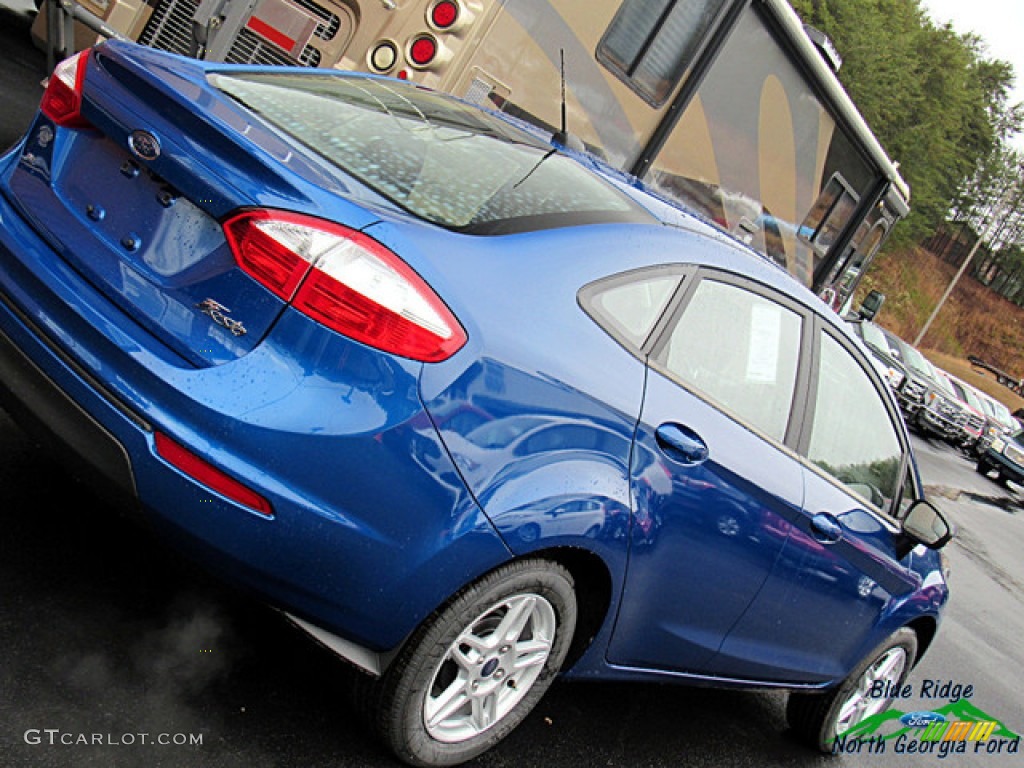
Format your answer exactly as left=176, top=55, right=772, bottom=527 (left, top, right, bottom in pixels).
left=481, top=457, right=633, bottom=553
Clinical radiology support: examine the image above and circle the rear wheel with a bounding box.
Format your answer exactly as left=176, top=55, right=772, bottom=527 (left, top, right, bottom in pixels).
left=371, top=560, right=577, bottom=767
left=787, top=628, right=917, bottom=752
left=976, top=458, right=990, bottom=475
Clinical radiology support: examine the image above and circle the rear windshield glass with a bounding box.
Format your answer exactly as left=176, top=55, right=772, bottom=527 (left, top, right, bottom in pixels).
left=210, top=73, right=653, bottom=234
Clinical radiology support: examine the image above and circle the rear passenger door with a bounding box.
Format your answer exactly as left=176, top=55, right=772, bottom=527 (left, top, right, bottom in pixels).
left=588, top=268, right=809, bottom=674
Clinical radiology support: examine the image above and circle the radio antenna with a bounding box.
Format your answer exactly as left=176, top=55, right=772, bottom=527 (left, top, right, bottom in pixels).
left=560, top=48, right=567, bottom=138
left=552, top=48, right=582, bottom=150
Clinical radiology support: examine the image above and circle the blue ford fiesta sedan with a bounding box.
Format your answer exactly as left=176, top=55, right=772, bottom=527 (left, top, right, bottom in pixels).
left=0, top=41, right=950, bottom=767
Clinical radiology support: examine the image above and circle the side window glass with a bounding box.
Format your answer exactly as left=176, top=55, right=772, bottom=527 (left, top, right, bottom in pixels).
left=656, top=279, right=802, bottom=442
left=582, top=270, right=682, bottom=348
left=808, top=333, right=904, bottom=510
left=598, top=0, right=728, bottom=105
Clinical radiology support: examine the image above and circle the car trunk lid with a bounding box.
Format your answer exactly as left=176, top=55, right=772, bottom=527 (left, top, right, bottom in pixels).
left=1, top=42, right=383, bottom=366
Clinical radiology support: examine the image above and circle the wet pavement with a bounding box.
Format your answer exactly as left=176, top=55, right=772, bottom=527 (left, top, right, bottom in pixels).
left=0, top=0, right=46, bottom=154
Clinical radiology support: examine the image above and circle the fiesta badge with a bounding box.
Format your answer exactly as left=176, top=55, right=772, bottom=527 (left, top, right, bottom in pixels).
left=128, top=130, right=161, bottom=161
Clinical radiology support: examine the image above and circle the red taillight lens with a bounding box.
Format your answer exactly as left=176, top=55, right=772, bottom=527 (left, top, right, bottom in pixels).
left=223, top=211, right=320, bottom=300
left=40, top=50, right=91, bottom=129
left=223, top=210, right=467, bottom=363
left=408, top=35, right=438, bottom=67
left=154, top=432, right=273, bottom=517
left=431, top=0, right=459, bottom=29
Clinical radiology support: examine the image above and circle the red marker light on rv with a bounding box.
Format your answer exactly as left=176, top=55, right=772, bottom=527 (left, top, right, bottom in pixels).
left=430, top=0, right=459, bottom=29
left=408, top=35, right=438, bottom=67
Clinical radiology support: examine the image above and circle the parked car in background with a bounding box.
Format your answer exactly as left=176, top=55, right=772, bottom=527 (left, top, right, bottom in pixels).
left=846, top=319, right=906, bottom=392
left=977, top=428, right=1024, bottom=487
left=917, top=365, right=972, bottom=445
left=974, top=392, right=1018, bottom=456
left=933, top=370, right=986, bottom=451
left=872, top=331, right=959, bottom=440
left=872, top=329, right=933, bottom=420
left=0, top=43, right=952, bottom=765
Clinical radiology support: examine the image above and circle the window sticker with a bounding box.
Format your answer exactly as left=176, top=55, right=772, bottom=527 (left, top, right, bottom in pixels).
left=746, top=303, right=782, bottom=383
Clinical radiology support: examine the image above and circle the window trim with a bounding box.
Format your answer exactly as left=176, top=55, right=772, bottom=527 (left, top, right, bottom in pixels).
left=577, top=263, right=693, bottom=358
left=801, top=173, right=860, bottom=252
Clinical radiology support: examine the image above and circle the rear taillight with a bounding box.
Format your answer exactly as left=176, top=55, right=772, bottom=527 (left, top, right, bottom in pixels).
left=223, top=211, right=319, bottom=300
left=40, top=49, right=91, bottom=129
left=223, top=210, right=467, bottom=363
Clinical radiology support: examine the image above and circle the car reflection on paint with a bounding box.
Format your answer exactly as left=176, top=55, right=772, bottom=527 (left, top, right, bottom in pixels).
left=435, top=413, right=671, bottom=546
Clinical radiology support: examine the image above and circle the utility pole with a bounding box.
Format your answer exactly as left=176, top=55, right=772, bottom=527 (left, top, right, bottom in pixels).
left=913, top=218, right=998, bottom=346
left=914, top=180, right=1017, bottom=347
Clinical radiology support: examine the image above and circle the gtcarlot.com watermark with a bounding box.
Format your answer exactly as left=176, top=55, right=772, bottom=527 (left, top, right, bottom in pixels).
left=24, top=729, right=203, bottom=747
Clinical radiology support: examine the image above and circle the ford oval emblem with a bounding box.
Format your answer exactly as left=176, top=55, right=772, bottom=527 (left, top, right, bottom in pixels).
left=128, top=130, right=161, bottom=161
left=900, top=711, right=946, bottom=728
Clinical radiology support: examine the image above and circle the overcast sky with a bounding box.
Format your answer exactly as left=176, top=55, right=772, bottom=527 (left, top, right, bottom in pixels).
left=921, top=0, right=1024, bottom=147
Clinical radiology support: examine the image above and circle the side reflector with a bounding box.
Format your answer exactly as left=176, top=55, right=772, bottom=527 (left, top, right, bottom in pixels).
left=40, top=49, right=91, bottom=129
left=155, top=432, right=274, bottom=517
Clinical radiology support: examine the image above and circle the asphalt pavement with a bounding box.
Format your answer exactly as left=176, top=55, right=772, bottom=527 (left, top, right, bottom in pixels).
left=0, top=7, right=1022, bottom=767
left=0, top=0, right=46, bottom=154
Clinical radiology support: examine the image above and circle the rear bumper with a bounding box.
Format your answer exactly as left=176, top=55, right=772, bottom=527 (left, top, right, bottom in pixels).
left=0, top=313, right=138, bottom=505
left=0, top=175, right=508, bottom=659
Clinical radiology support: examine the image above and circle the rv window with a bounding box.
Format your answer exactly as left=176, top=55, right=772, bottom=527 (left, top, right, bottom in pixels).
left=802, top=175, right=859, bottom=252
left=598, top=0, right=728, bottom=106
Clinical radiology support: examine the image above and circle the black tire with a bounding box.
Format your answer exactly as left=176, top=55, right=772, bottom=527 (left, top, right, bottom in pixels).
left=787, top=628, right=917, bottom=753
left=371, top=559, right=577, bottom=767
left=976, top=458, right=990, bottom=475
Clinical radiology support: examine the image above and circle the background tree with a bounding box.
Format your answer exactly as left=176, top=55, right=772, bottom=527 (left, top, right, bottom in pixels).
left=789, top=0, right=1020, bottom=248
